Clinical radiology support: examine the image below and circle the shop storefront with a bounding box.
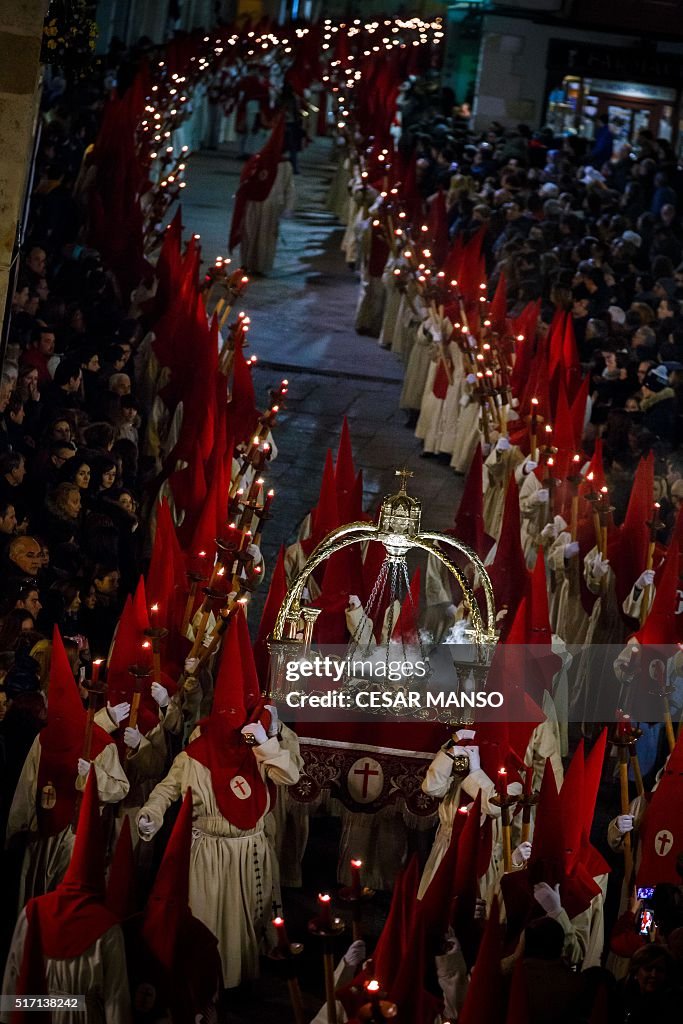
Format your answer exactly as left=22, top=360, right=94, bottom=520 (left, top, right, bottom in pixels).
left=545, top=40, right=683, bottom=150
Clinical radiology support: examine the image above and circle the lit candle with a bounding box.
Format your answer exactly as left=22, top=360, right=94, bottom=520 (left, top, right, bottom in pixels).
left=150, top=603, right=159, bottom=627
left=497, top=767, right=507, bottom=801
left=262, top=489, right=275, bottom=516
left=350, top=858, right=362, bottom=899
left=91, top=658, right=104, bottom=685
left=141, top=641, right=152, bottom=669
left=272, top=916, right=290, bottom=955
left=365, top=979, right=381, bottom=1010
left=317, top=892, right=332, bottom=929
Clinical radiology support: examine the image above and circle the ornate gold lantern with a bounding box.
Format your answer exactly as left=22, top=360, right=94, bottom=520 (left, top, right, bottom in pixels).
left=268, top=470, right=498, bottom=721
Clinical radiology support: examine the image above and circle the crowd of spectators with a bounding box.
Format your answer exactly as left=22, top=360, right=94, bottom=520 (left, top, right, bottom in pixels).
left=0, top=67, right=150, bottom=853
left=399, top=87, right=683, bottom=495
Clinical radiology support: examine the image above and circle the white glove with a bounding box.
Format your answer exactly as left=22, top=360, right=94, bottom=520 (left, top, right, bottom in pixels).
left=617, top=814, right=634, bottom=834
left=138, top=814, right=156, bottom=838
left=534, top=488, right=549, bottom=504
left=512, top=841, right=532, bottom=867
left=343, top=939, right=367, bottom=971
left=463, top=744, right=480, bottom=772
left=591, top=554, right=610, bottom=579
left=107, top=702, right=130, bottom=726
left=184, top=656, right=200, bottom=676
left=564, top=541, right=580, bottom=559
left=264, top=703, right=279, bottom=738
left=533, top=882, right=562, bottom=916
left=541, top=521, right=557, bottom=541
left=347, top=594, right=362, bottom=610
left=459, top=394, right=471, bottom=407
left=150, top=682, right=169, bottom=708
left=241, top=721, right=268, bottom=745
left=523, top=459, right=538, bottom=474
left=496, top=436, right=511, bottom=452
left=247, top=543, right=262, bottom=565
left=77, top=758, right=90, bottom=777
left=635, top=569, right=655, bottom=590
left=474, top=898, right=487, bottom=920
left=124, top=726, right=142, bottom=749
left=454, top=729, right=476, bottom=742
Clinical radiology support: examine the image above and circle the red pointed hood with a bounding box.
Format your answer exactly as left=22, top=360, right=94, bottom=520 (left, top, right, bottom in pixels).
left=390, top=911, right=443, bottom=1024
left=106, top=816, right=137, bottom=921
left=615, top=453, right=654, bottom=606
left=560, top=741, right=585, bottom=871
left=302, top=449, right=340, bottom=555
left=373, top=858, right=416, bottom=986
left=637, top=732, right=683, bottom=885
left=186, top=609, right=272, bottom=830
left=254, top=546, right=288, bottom=686
left=635, top=539, right=680, bottom=646
left=147, top=498, right=185, bottom=633
left=505, top=955, right=529, bottom=1024
left=391, top=568, right=421, bottom=644
left=340, top=469, right=368, bottom=524
left=33, top=768, right=118, bottom=958
left=38, top=627, right=111, bottom=837
left=458, top=897, right=505, bottom=1024
left=224, top=334, right=260, bottom=446
left=529, top=759, right=564, bottom=881
left=335, top=417, right=356, bottom=502
left=489, top=272, right=508, bottom=334
left=141, top=789, right=193, bottom=971
left=229, top=114, right=286, bottom=251
left=106, top=588, right=159, bottom=739
left=581, top=729, right=611, bottom=877
left=313, top=546, right=366, bottom=644
left=486, top=479, right=529, bottom=615
left=449, top=444, right=493, bottom=559
left=12, top=902, right=50, bottom=1023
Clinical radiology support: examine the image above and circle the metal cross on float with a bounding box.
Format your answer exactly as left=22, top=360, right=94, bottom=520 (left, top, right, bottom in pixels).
left=353, top=761, right=380, bottom=799
left=395, top=467, right=414, bottom=493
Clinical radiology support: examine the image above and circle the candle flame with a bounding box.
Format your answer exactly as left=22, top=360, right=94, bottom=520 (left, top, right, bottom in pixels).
left=273, top=916, right=285, bottom=926
left=142, top=641, right=152, bottom=650
left=93, top=658, right=104, bottom=666
left=151, top=603, right=159, bottom=612
left=268, top=489, right=275, bottom=497
left=587, top=471, right=594, bottom=481
left=217, top=567, right=225, bottom=577
left=367, top=980, right=380, bottom=993
left=531, top=397, right=539, bottom=406
left=351, top=858, right=362, bottom=868
left=318, top=893, right=331, bottom=903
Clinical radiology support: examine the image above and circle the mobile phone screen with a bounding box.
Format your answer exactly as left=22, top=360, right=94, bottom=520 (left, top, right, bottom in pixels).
left=639, top=908, right=654, bottom=936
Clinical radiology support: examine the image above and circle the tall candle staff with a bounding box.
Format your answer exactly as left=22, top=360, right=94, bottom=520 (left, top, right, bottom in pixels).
left=309, top=893, right=345, bottom=1024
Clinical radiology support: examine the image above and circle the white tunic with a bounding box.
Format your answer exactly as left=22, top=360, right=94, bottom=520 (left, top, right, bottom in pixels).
left=1, top=913, right=131, bottom=1024
left=137, top=738, right=298, bottom=988
left=6, top=738, right=129, bottom=910
left=240, top=161, right=295, bottom=275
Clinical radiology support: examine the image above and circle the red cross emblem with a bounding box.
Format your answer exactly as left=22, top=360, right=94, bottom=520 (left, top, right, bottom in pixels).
left=230, top=775, right=251, bottom=800
left=655, top=829, right=674, bottom=857
left=348, top=757, right=383, bottom=804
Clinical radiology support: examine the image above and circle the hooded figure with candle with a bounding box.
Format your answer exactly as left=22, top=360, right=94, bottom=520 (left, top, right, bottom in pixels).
left=126, top=790, right=222, bottom=1023
left=6, top=628, right=129, bottom=909
left=1, top=769, right=131, bottom=1023
left=229, top=113, right=295, bottom=275
left=136, top=608, right=299, bottom=989
left=93, top=582, right=181, bottom=864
